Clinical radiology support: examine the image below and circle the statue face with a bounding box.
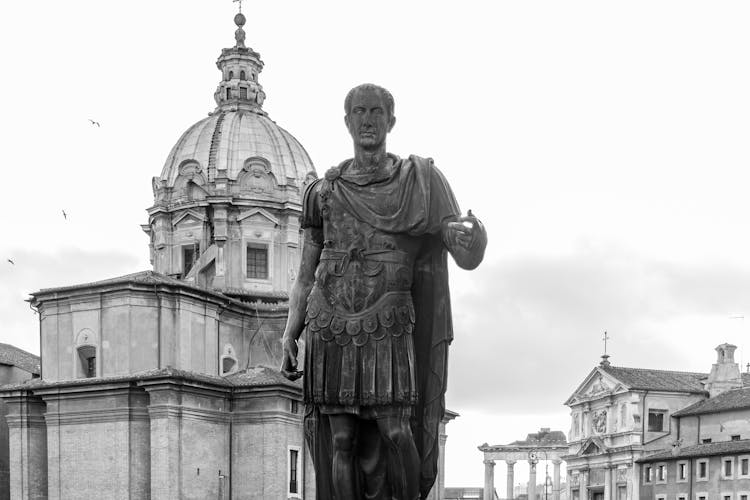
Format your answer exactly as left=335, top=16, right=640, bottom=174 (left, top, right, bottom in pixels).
left=345, top=89, right=395, bottom=150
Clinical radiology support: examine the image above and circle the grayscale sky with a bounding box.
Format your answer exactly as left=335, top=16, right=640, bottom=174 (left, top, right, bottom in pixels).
left=2, top=0, right=750, bottom=489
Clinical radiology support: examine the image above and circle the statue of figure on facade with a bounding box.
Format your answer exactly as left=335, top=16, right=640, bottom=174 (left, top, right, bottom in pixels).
left=281, top=83, right=488, bottom=500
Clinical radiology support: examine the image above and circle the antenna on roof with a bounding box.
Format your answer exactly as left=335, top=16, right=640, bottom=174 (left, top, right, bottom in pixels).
left=600, top=331, right=611, bottom=367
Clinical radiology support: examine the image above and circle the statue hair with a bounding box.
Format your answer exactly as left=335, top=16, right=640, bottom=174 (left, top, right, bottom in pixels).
left=344, top=84, right=395, bottom=118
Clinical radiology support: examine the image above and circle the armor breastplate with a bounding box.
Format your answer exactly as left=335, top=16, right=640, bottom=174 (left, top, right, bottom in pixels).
left=305, top=178, right=421, bottom=347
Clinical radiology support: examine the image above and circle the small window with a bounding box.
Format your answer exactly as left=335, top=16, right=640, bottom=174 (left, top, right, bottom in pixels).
left=617, top=486, right=627, bottom=500
left=678, top=461, right=688, bottom=481
left=290, top=400, right=299, bottom=414
left=226, top=88, right=232, bottom=100
left=240, top=70, right=246, bottom=80
left=648, top=410, right=666, bottom=432
left=724, top=458, right=734, bottom=479
left=703, top=438, right=712, bottom=444
left=740, top=495, right=748, bottom=500
left=240, top=87, right=248, bottom=99
left=678, top=496, right=687, bottom=500
left=697, top=460, right=709, bottom=481
left=77, top=345, right=96, bottom=378
left=644, top=466, right=653, bottom=483
left=740, top=457, right=749, bottom=477
left=655, top=495, right=666, bottom=500
left=697, top=495, right=707, bottom=500
left=246, top=244, right=268, bottom=279
left=289, top=449, right=299, bottom=494
left=183, top=245, right=197, bottom=278
left=724, top=495, right=733, bottom=500
left=733, top=435, right=742, bottom=441
left=657, top=464, right=666, bottom=482
left=228, top=71, right=234, bottom=80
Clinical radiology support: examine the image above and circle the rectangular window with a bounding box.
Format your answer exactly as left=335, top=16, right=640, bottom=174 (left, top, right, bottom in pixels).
left=703, top=438, right=712, bottom=444
left=645, top=466, right=653, bottom=483
left=656, top=465, right=667, bottom=482
left=240, top=87, right=248, bottom=99
left=183, top=245, right=197, bottom=277
left=724, top=458, right=734, bottom=479
left=697, top=460, right=708, bottom=481
left=724, top=495, right=733, bottom=500
left=677, top=461, right=689, bottom=482
left=697, top=495, right=707, bottom=500
left=617, top=486, right=627, bottom=500
left=741, top=457, right=749, bottom=477
left=733, top=435, right=742, bottom=441
left=246, top=244, right=268, bottom=279
left=86, top=356, right=96, bottom=378
left=678, top=496, right=687, bottom=500
left=226, top=87, right=232, bottom=100
left=290, top=400, right=299, bottom=414
left=572, top=490, right=580, bottom=500
left=648, top=410, right=666, bottom=432
left=740, top=495, right=748, bottom=500
left=289, top=449, right=299, bottom=494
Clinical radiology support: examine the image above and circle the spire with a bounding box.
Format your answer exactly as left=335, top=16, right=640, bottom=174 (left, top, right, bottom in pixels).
left=213, top=10, right=266, bottom=114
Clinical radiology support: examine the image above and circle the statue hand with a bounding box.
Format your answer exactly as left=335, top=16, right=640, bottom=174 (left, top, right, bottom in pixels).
left=281, top=336, right=303, bottom=381
left=446, top=209, right=484, bottom=250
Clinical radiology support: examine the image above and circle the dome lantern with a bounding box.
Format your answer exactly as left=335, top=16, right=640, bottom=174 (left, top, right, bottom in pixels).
left=213, top=11, right=266, bottom=113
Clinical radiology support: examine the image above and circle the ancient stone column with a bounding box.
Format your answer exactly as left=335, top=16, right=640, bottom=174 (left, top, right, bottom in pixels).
left=529, top=461, right=537, bottom=500
left=507, top=460, right=516, bottom=500
left=553, top=460, right=562, bottom=500
left=484, top=460, right=496, bottom=500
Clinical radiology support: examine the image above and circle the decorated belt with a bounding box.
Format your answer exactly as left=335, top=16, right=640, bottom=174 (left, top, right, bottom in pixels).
left=306, top=290, right=415, bottom=346
left=320, top=247, right=410, bottom=276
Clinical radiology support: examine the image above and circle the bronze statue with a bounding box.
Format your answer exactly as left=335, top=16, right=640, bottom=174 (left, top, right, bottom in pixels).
left=281, top=83, right=487, bottom=500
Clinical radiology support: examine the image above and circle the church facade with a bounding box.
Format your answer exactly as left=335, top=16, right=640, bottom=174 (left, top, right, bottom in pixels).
left=564, top=344, right=750, bottom=500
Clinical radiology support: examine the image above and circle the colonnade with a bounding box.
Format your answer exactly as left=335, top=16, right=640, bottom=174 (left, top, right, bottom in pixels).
left=482, top=457, right=563, bottom=500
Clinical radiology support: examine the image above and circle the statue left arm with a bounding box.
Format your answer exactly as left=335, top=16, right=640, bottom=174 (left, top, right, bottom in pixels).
left=441, top=211, right=487, bottom=270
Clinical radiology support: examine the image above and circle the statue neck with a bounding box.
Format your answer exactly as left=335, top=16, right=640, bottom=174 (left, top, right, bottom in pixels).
left=352, top=146, right=389, bottom=173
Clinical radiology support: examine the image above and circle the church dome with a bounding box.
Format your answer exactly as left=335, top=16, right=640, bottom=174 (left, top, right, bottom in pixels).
left=145, top=14, right=316, bottom=301
left=160, top=110, right=313, bottom=191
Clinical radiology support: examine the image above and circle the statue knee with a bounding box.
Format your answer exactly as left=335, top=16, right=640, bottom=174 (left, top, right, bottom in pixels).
left=332, top=430, right=356, bottom=454
left=382, top=423, right=413, bottom=448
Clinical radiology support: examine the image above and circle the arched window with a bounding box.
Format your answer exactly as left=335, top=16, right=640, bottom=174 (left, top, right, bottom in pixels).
left=228, top=70, right=234, bottom=80
left=240, top=70, right=246, bottom=80
left=220, top=344, right=239, bottom=376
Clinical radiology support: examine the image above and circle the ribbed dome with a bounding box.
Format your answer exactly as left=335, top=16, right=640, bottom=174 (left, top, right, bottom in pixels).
left=160, top=110, right=314, bottom=189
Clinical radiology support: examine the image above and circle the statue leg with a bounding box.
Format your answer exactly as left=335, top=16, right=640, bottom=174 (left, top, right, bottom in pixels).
left=376, top=415, right=420, bottom=500
left=329, top=413, right=359, bottom=500
left=357, top=418, right=389, bottom=500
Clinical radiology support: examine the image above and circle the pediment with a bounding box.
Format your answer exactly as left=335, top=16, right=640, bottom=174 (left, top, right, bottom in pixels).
left=172, top=210, right=206, bottom=227
left=237, top=208, right=279, bottom=226
left=579, top=437, right=606, bottom=456
left=566, top=368, right=627, bottom=405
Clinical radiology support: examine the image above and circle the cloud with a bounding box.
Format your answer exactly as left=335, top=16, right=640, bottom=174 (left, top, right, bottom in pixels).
left=445, top=245, right=750, bottom=415
left=0, top=248, right=141, bottom=354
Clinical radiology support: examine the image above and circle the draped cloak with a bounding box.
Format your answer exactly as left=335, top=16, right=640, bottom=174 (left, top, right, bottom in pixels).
left=301, top=154, right=460, bottom=499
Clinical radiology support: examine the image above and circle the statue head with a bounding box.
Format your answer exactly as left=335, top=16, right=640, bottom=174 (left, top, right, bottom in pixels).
left=344, top=84, right=396, bottom=150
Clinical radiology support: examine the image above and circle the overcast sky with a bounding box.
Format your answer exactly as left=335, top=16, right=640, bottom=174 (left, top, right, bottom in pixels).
left=2, top=0, right=750, bottom=490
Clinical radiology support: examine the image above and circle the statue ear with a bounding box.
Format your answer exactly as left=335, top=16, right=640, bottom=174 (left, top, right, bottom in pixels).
left=388, top=115, right=396, bottom=132
left=344, top=114, right=351, bottom=129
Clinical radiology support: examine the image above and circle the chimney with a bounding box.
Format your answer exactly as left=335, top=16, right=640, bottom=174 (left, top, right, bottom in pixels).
left=704, top=343, right=742, bottom=398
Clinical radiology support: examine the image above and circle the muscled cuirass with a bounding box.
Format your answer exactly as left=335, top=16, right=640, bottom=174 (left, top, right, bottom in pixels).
left=305, top=178, right=422, bottom=349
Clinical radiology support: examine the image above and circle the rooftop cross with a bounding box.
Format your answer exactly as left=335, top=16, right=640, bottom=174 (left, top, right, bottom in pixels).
left=233, top=0, right=243, bottom=13
left=602, top=331, right=610, bottom=355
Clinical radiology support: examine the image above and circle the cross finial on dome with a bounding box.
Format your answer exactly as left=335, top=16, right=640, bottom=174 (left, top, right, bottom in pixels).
left=234, top=0, right=244, bottom=14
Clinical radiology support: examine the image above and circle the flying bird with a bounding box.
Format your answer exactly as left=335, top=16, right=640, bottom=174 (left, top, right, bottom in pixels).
left=62, top=210, right=67, bottom=220
left=88, top=119, right=100, bottom=127
left=7, top=259, right=14, bottom=265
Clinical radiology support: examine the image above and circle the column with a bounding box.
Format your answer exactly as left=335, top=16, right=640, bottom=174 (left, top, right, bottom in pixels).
left=484, top=459, right=495, bottom=500
left=581, top=470, right=589, bottom=500
left=506, top=460, right=516, bottom=500
left=529, top=460, right=537, bottom=500
left=553, top=460, right=562, bottom=500
left=604, top=466, right=612, bottom=500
